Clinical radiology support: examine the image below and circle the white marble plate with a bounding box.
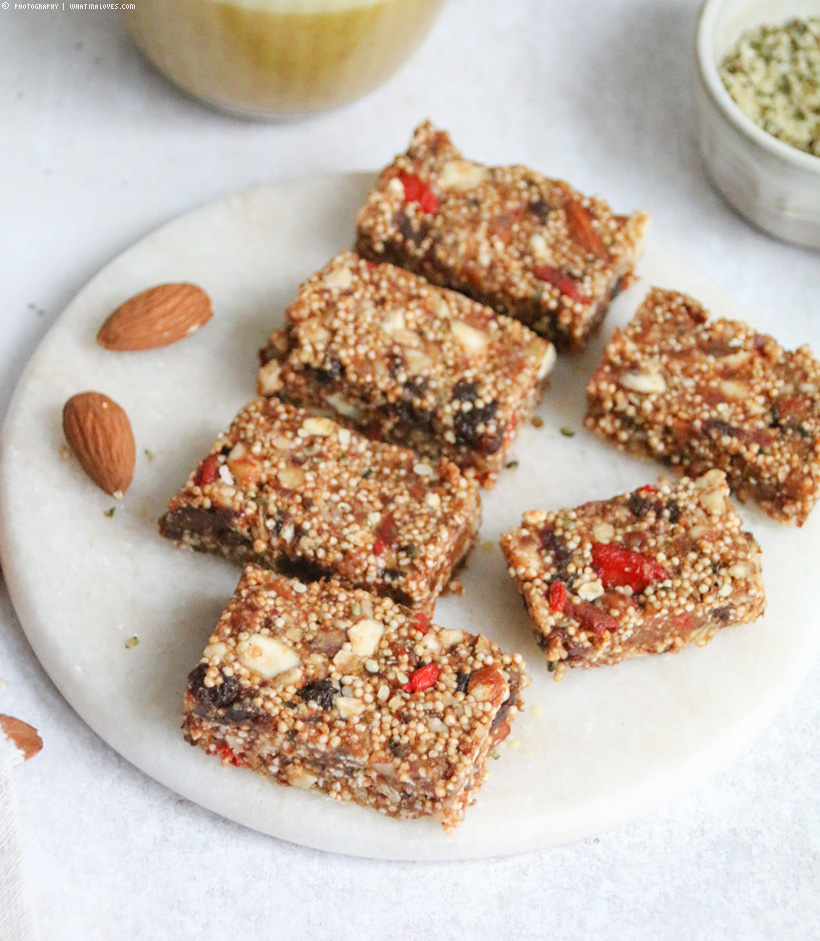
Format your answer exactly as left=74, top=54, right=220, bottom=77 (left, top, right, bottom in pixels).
left=1, top=173, right=818, bottom=860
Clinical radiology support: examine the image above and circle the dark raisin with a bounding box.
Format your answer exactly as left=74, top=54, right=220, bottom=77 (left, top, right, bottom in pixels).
left=452, top=379, right=479, bottom=402
left=528, top=198, right=551, bottom=223
left=386, top=353, right=403, bottom=379
left=666, top=499, right=681, bottom=524
left=769, top=405, right=781, bottom=429
left=397, top=212, right=416, bottom=242
left=711, top=605, right=732, bottom=623
left=187, top=664, right=241, bottom=709
left=389, top=737, right=405, bottom=758
left=311, top=357, right=344, bottom=386
left=682, top=303, right=708, bottom=326
left=627, top=492, right=653, bottom=518
left=703, top=418, right=739, bottom=439
left=403, top=375, right=429, bottom=399
left=391, top=399, right=434, bottom=432
left=297, top=678, right=339, bottom=710
left=453, top=400, right=503, bottom=454
left=396, top=212, right=430, bottom=245
left=539, top=527, right=573, bottom=582
left=455, top=671, right=470, bottom=694
left=223, top=704, right=258, bottom=724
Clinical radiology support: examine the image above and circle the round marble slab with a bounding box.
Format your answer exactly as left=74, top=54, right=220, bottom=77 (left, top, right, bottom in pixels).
left=1, top=173, right=818, bottom=860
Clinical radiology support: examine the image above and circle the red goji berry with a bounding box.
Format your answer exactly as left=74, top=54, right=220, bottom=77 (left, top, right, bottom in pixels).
left=194, top=453, right=220, bottom=487
left=403, top=662, right=440, bottom=693
left=549, top=580, right=567, bottom=612
left=373, top=512, right=398, bottom=557
left=399, top=173, right=439, bottom=214
left=411, top=612, right=431, bottom=635
left=533, top=264, right=591, bottom=304
left=591, top=542, right=668, bottom=593
left=215, top=743, right=247, bottom=768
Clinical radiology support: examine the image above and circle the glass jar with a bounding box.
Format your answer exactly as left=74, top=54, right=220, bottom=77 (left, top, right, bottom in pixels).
left=122, top=0, right=447, bottom=119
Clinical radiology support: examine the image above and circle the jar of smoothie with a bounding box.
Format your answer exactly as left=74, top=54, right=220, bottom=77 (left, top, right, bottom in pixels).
left=122, top=0, right=447, bottom=118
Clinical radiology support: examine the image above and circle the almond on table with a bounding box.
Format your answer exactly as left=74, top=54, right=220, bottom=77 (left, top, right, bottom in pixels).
left=500, top=473, right=765, bottom=680
left=259, top=251, right=555, bottom=488
left=354, top=120, right=649, bottom=353
left=183, top=565, right=529, bottom=831
left=585, top=287, right=820, bottom=525
left=159, top=398, right=481, bottom=614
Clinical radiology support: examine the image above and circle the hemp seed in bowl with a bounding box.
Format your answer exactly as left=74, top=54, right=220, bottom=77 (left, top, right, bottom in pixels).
left=719, top=17, right=820, bottom=157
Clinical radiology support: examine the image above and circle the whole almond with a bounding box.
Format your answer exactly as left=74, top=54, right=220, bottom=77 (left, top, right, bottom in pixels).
left=62, top=391, right=136, bottom=496
left=0, top=714, right=43, bottom=763
left=97, top=283, right=212, bottom=351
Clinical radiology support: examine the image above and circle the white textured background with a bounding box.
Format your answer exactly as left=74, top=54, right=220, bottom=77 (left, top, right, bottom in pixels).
left=1, top=1, right=819, bottom=938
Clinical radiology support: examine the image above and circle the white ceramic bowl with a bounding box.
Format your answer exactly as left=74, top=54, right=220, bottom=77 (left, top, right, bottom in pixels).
left=696, top=0, right=820, bottom=249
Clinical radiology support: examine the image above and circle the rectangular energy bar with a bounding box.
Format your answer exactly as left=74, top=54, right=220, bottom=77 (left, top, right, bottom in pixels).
left=585, top=287, right=820, bottom=525
left=259, top=251, right=555, bottom=488
left=183, top=564, right=529, bottom=831
left=354, top=120, right=649, bottom=352
left=500, top=472, right=765, bottom=680
left=160, top=398, right=481, bottom=613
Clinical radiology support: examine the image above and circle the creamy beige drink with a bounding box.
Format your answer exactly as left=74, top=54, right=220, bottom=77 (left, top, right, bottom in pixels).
left=123, top=0, right=446, bottom=117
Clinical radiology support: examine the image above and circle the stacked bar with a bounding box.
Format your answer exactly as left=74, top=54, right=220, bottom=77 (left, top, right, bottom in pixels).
left=355, top=120, right=649, bottom=352
left=259, top=252, right=554, bottom=488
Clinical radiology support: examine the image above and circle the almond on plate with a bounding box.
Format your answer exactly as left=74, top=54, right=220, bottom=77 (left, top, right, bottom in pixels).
left=62, top=391, right=136, bottom=497
left=97, top=282, right=212, bottom=351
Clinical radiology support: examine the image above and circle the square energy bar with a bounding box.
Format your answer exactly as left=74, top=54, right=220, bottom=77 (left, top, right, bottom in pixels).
left=585, top=287, right=820, bottom=525
left=354, top=120, right=649, bottom=353
left=159, top=398, right=481, bottom=613
left=183, top=564, right=529, bottom=831
left=259, top=252, right=555, bottom=488
left=500, top=472, right=765, bottom=680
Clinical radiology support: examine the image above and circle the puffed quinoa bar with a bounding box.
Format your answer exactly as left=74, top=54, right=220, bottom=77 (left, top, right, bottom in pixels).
left=159, top=398, right=481, bottom=613
left=183, top=564, right=529, bottom=831
left=259, top=252, right=555, bottom=488
left=354, top=120, right=649, bottom=353
left=500, top=472, right=765, bottom=679
left=585, top=287, right=820, bottom=525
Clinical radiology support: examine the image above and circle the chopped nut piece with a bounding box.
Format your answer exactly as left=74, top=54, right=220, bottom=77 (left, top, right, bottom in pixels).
left=347, top=618, right=384, bottom=657
left=236, top=634, right=300, bottom=678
